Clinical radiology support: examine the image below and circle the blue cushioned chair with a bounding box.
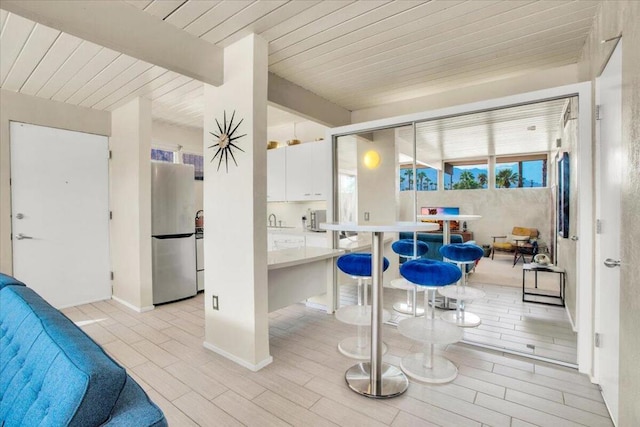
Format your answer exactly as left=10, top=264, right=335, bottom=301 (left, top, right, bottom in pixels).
left=335, top=253, right=390, bottom=359
left=397, top=259, right=464, bottom=383
left=390, top=239, right=430, bottom=316
left=438, top=244, right=486, bottom=328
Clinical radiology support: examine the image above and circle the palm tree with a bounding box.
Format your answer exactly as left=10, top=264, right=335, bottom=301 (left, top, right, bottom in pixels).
left=478, top=173, right=487, bottom=188
left=496, top=169, right=519, bottom=188
left=417, top=171, right=426, bottom=191
left=424, top=176, right=433, bottom=191
left=454, top=170, right=480, bottom=189
left=405, top=169, right=414, bottom=190
left=400, top=175, right=405, bottom=190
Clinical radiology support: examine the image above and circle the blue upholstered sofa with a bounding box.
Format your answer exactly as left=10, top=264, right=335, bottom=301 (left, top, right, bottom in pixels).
left=0, top=273, right=167, bottom=427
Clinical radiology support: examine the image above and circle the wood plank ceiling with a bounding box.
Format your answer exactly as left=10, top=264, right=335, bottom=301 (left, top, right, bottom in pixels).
left=1, top=1, right=599, bottom=156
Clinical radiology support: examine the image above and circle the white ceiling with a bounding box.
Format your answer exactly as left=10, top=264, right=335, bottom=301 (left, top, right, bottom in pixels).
left=1, top=1, right=598, bottom=140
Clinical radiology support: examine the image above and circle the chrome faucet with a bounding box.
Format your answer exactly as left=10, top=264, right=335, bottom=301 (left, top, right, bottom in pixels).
left=268, top=213, right=276, bottom=227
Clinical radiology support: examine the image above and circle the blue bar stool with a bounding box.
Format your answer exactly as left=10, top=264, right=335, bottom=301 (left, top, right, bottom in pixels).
left=438, top=244, right=485, bottom=328
left=389, top=239, right=429, bottom=316
left=397, top=259, right=463, bottom=383
left=335, top=253, right=391, bottom=359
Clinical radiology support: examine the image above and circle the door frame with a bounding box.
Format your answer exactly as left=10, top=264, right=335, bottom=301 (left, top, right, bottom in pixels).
left=326, top=82, right=594, bottom=375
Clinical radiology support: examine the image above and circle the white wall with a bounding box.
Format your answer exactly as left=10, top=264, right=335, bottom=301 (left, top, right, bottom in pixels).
left=0, top=89, right=110, bottom=274
left=579, top=1, right=640, bottom=423
left=357, top=130, right=398, bottom=224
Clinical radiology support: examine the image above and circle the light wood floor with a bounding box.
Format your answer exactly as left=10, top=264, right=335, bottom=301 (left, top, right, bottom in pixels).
left=63, top=293, right=610, bottom=427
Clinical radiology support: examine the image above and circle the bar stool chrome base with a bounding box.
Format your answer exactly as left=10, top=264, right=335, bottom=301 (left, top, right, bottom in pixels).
left=338, top=337, right=388, bottom=360
left=345, top=362, right=409, bottom=398
left=400, top=353, right=458, bottom=384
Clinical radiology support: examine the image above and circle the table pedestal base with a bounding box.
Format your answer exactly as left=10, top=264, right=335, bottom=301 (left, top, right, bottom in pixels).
left=345, top=362, right=409, bottom=398
left=401, top=353, right=458, bottom=384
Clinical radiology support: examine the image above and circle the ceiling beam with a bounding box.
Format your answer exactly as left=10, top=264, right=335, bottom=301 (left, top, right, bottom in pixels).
left=268, top=73, right=351, bottom=127
left=1, top=0, right=223, bottom=87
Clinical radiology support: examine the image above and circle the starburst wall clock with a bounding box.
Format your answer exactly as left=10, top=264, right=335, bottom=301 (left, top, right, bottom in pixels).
left=208, top=110, right=246, bottom=173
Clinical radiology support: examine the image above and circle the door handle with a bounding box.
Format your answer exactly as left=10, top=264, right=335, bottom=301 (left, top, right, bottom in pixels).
left=570, top=235, right=579, bottom=241
left=604, top=258, right=621, bottom=268
left=16, top=233, right=33, bottom=240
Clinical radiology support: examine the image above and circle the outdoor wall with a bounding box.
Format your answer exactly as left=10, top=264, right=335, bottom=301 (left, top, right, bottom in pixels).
left=399, top=188, right=552, bottom=251
left=579, top=1, right=640, bottom=424
left=0, top=89, right=110, bottom=274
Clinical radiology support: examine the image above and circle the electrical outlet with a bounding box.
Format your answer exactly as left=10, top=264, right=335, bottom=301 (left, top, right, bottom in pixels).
left=364, top=212, right=370, bottom=221
left=212, top=295, right=219, bottom=310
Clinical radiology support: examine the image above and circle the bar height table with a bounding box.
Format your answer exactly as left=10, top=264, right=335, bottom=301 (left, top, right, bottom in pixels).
left=321, top=221, right=439, bottom=398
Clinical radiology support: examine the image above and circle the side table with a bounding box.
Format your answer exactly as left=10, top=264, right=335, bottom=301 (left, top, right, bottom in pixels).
left=522, top=263, right=565, bottom=306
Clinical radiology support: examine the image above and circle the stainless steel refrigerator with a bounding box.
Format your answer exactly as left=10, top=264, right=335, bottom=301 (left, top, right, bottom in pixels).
left=151, top=162, right=197, bottom=304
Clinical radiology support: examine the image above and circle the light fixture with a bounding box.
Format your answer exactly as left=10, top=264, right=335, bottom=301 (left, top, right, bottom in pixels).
left=363, top=150, right=380, bottom=169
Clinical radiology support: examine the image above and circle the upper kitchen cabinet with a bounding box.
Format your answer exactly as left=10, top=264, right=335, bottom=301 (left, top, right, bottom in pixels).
left=285, top=141, right=330, bottom=201
left=267, top=148, right=286, bottom=202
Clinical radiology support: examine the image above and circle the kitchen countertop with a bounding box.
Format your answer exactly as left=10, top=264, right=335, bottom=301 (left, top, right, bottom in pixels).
left=267, top=226, right=327, bottom=236
left=338, top=233, right=394, bottom=252
left=268, top=246, right=343, bottom=270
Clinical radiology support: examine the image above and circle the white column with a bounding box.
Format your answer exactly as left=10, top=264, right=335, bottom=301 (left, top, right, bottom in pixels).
left=202, top=34, right=271, bottom=370
left=110, top=97, right=153, bottom=311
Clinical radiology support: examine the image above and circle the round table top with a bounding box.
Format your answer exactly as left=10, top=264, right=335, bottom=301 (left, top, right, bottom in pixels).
left=320, top=221, right=439, bottom=233
left=416, top=214, right=482, bottom=221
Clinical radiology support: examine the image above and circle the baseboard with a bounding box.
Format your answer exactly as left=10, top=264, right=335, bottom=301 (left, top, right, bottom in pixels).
left=111, top=296, right=154, bottom=313
left=202, top=341, right=273, bottom=372
left=304, top=300, right=327, bottom=311
left=565, top=304, right=578, bottom=332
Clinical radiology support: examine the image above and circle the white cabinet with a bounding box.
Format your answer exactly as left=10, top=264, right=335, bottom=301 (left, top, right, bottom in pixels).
left=284, top=141, right=330, bottom=201
left=267, top=148, right=286, bottom=202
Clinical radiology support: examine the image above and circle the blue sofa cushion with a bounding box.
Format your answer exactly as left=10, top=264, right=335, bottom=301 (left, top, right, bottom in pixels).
left=391, top=239, right=429, bottom=258
left=337, top=253, right=390, bottom=277
left=0, top=286, right=126, bottom=426
left=440, top=243, right=484, bottom=263
left=400, top=259, right=462, bottom=287
left=0, top=272, right=26, bottom=289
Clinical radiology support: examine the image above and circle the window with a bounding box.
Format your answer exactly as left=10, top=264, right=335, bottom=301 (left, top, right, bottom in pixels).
left=151, top=148, right=174, bottom=163
left=495, top=155, right=547, bottom=188
left=400, top=166, right=438, bottom=191
left=183, top=153, right=204, bottom=181
left=444, top=161, right=487, bottom=190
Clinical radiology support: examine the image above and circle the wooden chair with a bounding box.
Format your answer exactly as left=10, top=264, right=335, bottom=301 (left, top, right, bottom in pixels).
left=491, top=227, right=539, bottom=264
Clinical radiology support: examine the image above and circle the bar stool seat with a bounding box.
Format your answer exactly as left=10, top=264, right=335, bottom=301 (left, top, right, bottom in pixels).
left=389, top=239, right=429, bottom=316
left=336, top=253, right=391, bottom=359
left=438, top=244, right=485, bottom=328
left=397, top=259, right=463, bottom=383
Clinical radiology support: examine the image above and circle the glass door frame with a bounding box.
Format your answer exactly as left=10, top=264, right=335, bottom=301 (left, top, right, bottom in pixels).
left=325, top=82, right=593, bottom=375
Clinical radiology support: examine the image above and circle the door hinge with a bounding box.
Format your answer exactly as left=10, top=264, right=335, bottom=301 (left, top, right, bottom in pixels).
left=109, top=150, right=112, bottom=159
left=109, top=211, right=113, bottom=220
left=595, top=105, right=602, bottom=120
left=596, top=219, right=602, bottom=234
left=595, top=332, right=602, bottom=348
left=110, top=271, right=114, bottom=280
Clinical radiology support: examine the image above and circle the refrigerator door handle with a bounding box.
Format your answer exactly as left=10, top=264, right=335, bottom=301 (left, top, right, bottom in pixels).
left=152, top=233, right=195, bottom=239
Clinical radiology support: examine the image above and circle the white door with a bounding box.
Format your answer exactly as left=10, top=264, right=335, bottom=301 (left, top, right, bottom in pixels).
left=594, top=40, right=622, bottom=424
left=10, top=122, right=110, bottom=309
